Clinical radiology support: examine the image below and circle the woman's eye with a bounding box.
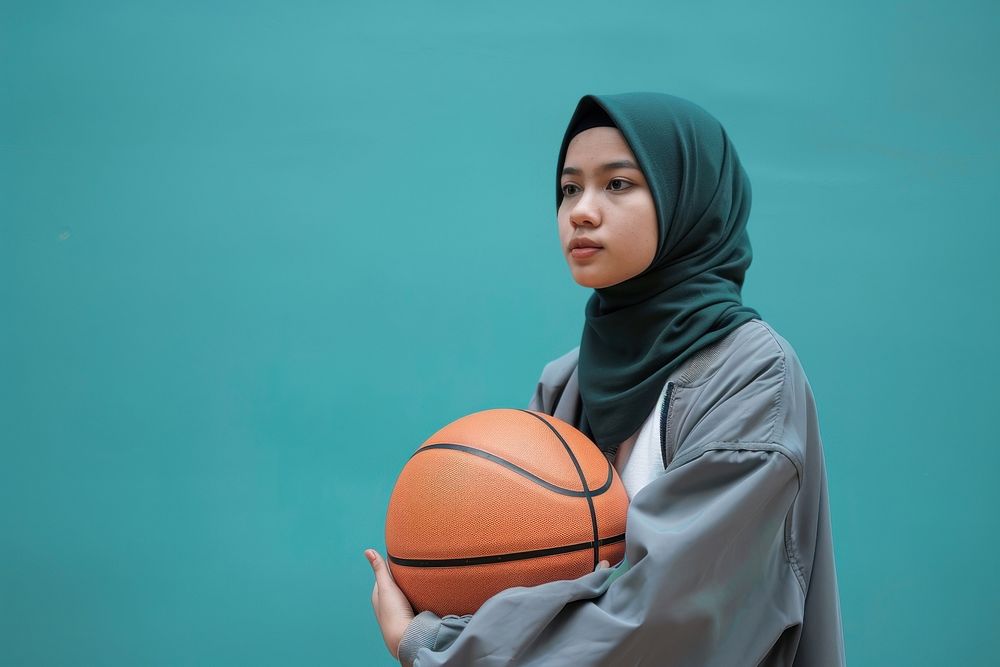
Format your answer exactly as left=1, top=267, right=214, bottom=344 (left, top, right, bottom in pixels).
left=562, top=180, right=631, bottom=196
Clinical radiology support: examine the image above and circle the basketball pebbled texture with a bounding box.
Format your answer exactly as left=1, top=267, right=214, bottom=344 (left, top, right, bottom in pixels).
left=384, top=408, right=629, bottom=616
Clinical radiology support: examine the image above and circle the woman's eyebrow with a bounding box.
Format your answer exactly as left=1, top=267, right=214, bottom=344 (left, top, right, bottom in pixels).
left=561, top=160, right=641, bottom=176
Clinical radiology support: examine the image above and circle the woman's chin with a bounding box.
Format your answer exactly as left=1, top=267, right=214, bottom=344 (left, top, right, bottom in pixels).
left=570, top=269, right=614, bottom=290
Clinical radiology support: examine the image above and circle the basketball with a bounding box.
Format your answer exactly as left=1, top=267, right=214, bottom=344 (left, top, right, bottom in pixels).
left=384, top=408, right=629, bottom=616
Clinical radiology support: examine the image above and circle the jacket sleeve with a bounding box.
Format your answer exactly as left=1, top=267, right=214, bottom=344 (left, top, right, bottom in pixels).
left=398, top=435, right=806, bottom=666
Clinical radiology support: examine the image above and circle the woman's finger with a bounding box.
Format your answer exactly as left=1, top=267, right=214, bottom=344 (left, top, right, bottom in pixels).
left=368, top=549, right=392, bottom=587
left=364, top=547, right=415, bottom=659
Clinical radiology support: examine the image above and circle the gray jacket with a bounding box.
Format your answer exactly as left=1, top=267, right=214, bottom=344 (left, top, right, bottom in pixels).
left=397, top=319, right=846, bottom=666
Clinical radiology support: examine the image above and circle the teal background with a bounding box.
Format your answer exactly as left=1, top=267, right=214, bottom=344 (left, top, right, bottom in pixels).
left=3, top=0, right=998, bottom=664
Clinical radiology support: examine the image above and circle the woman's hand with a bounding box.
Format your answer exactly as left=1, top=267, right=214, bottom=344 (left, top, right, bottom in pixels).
left=365, top=549, right=415, bottom=660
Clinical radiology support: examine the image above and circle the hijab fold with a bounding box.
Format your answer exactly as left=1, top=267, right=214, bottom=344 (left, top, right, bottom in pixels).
left=554, top=93, right=762, bottom=458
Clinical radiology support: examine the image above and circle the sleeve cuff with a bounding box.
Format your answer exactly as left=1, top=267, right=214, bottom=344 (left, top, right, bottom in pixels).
left=398, top=611, right=442, bottom=667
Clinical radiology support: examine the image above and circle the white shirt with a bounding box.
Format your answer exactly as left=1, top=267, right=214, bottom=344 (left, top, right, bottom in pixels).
left=612, top=380, right=671, bottom=500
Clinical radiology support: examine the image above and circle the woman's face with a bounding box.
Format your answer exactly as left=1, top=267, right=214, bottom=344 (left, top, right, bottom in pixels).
left=557, top=127, right=659, bottom=289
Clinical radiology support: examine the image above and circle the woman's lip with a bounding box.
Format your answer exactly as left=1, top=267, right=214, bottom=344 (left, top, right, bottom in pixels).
left=570, top=247, right=601, bottom=259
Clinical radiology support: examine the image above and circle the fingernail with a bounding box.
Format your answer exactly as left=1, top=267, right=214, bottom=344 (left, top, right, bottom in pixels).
left=364, top=549, right=375, bottom=562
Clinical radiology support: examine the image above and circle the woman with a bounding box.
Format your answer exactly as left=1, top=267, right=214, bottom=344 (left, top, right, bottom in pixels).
left=366, top=92, right=846, bottom=666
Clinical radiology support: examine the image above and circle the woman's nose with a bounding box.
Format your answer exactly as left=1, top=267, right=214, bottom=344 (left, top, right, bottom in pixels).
left=569, top=189, right=601, bottom=228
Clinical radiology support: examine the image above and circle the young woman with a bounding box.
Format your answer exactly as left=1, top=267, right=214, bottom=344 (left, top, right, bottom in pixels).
left=365, top=92, right=846, bottom=666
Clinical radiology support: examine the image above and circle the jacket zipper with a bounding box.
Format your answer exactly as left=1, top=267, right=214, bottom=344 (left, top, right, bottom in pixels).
left=659, top=381, right=674, bottom=470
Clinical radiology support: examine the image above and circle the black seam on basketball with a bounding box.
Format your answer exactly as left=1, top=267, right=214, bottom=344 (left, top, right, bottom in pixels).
left=387, top=533, right=626, bottom=568
left=412, top=443, right=614, bottom=498
left=517, top=409, right=602, bottom=570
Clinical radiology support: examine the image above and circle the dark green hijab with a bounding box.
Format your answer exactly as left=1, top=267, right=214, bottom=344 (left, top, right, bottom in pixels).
left=555, top=92, right=762, bottom=457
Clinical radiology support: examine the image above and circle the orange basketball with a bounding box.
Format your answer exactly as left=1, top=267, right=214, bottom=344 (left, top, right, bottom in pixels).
left=384, top=408, right=629, bottom=616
